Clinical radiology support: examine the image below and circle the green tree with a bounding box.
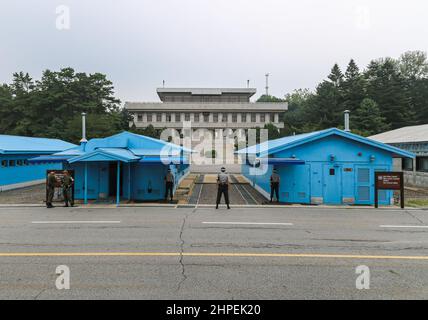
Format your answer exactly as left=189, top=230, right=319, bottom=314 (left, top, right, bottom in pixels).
left=352, top=98, right=390, bottom=136
left=264, top=123, right=282, bottom=140
left=365, top=58, right=415, bottom=129
left=256, top=94, right=285, bottom=102
left=342, top=59, right=366, bottom=113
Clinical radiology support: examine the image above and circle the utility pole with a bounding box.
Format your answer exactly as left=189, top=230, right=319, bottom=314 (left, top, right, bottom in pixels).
left=265, top=73, right=270, bottom=96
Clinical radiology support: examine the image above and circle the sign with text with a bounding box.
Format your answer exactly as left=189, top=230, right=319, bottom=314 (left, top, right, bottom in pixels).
left=374, top=171, right=404, bottom=209
left=376, top=172, right=402, bottom=190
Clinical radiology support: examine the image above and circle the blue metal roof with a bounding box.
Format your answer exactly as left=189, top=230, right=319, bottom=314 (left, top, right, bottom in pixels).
left=139, top=156, right=190, bottom=164
left=68, top=148, right=140, bottom=163
left=28, top=155, right=75, bottom=163
left=0, top=135, right=77, bottom=154
left=43, top=131, right=192, bottom=164
left=237, top=128, right=415, bottom=159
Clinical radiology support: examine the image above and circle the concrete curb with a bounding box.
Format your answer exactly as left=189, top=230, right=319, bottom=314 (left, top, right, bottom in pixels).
left=0, top=203, right=426, bottom=210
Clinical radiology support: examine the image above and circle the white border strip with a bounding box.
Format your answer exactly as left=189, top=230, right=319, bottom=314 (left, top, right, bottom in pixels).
left=32, top=221, right=121, bottom=224
left=202, top=221, right=293, bottom=226
left=380, top=225, right=428, bottom=229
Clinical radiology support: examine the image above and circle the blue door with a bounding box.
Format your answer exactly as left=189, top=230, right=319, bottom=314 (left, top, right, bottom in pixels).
left=355, top=166, right=371, bottom=204
left=355, top=166, right=390, bottom=205
left=278, top=165, right=310, bottom=204
left=323, top=164, right=342, bottom=204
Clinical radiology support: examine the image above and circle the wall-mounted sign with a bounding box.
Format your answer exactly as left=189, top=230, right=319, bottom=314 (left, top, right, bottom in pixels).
left=374, top=172, right=404, bottom=209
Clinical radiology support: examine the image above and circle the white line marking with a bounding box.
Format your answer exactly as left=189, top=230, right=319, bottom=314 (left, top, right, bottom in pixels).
left=380, top=225, right=428, bottom=229
left=31, top=221, right=121, bottom=224
left=202, top=222, right=293, bottom=226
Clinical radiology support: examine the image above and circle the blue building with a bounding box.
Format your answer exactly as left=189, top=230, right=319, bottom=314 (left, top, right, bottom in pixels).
left=31, top=131, right=191, bottom=204
left=238, top=128, right=415, bottom=205
left=0, top=135, right=76, bottom=192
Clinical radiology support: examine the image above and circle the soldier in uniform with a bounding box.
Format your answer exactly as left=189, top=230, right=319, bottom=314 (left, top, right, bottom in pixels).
left=216, top=167, right=230, bottom=209
left=46, top=171, right=57, bottom=208
left=62, top=170, right=74, bottom=207
left=270, top=168, right=280, bottom=202
left=164, top=168, right=174, bottom=202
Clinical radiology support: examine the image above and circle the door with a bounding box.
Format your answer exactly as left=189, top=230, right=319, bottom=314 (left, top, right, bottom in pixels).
left=323, top=165, right=342, bottom=204
left=109, top=162, right=123, bottom=197
left=355, top=166, right=371, bottom=204
left=278, top=164, right=310, bottom=204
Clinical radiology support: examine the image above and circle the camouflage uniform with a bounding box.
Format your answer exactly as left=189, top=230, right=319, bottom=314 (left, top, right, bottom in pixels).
left=62, top=174, right=74, bottom=207
left=47, top=173, right=57, bottom=208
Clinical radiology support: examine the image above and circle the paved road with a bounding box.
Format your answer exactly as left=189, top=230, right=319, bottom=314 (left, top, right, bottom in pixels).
left=0, top=206, right=428, bottom=299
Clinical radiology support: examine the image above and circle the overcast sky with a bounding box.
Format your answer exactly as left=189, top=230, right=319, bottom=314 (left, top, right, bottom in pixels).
left=1, top=0, right=427, bottom=103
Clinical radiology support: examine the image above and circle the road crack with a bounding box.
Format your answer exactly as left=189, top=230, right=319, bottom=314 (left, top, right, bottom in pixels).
left=405, top=210, right=424, bottom=224
left=176, top=212, right=190, bottom=292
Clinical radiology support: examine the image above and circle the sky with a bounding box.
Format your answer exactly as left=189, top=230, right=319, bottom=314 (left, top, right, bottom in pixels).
left=1, top=0, right=427, bottom=103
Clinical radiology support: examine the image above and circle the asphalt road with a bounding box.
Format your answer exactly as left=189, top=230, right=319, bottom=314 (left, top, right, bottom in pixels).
left=0, top=206, right=428, bottom=299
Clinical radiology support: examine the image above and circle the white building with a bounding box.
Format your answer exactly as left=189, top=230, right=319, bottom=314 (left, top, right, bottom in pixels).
left=125, top=88, right=288, bottom=133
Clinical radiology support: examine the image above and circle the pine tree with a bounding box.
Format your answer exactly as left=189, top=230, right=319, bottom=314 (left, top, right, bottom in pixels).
left=352, top=98, right=390, bottom=136
left=342, top=59, right=366, bottom=113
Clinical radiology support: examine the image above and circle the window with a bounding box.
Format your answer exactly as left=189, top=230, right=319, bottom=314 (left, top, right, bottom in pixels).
left=137, top=113, right=143, bottom=122
left=417, top=157, right=428, bottom=172
left=1, top=160, right=8, bottom=167
left=222, top=113, right=227, bottom=122
left=232, top=113, right=237, bottom=123
left=17, top=159, right=23, bottom=166
left=402, top=158, right=413, bottom=171
left=147, top=114, right=152, bottom=122
left=156, top=113, right=162, bottom=122
left=194, top=113, right=199, bottom=122
left=203, top=113, right=209, bottom=122
left=251, top=113, right=256, bottom=122
left=175, top=113, right=181, bottom=122
left=166, top=114, right=172, bottom=122
left=9, top=160, right=15, bottom=167
left=329, top=168, right=335, bottom=175
left=260, top=114, right=265, bottom=122
left=185, top=113, right=190, bottom=121
left=213, top=113, right=218, bottom=122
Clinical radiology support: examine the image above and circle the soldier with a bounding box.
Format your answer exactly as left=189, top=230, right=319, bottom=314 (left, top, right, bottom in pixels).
left=62, top=170, right=74, bottom=207
left=164, top=168, right=174, bottom=202
left=270, top=168, right=280, bottom=202
left=216, top=167, right=230, bottom=209
left=46, top=171, right=57, bottom=208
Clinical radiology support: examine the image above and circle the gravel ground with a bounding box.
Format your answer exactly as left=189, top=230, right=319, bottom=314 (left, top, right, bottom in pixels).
left=0, top=184, right=46, bottom=204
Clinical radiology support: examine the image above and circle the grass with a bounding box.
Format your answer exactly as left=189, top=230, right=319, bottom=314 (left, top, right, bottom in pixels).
left=405, top=198, right=428, bottom=208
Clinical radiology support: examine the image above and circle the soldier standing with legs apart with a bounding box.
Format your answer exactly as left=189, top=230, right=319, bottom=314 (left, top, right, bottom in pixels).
left=270, top=168, right=280, bottom=202
left=164, top=168, right=174, bottom=202
left=46, top=171, right=57, bottom=208
left=62, top=170, right=74, bottom=207
left=216, top=167, right=230, bottom=209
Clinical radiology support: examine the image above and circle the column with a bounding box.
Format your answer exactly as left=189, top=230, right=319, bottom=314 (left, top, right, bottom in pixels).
left=116, top=161, right=120, bottom=206
left=84, top=162, right=88, bottom=205
left=274, top=113, right=279, bottom=123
